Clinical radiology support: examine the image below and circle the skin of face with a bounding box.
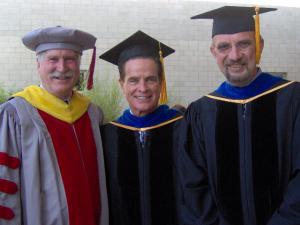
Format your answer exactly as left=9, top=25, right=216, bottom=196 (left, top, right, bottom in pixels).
left=37, top=49, right=81, bottom=100
left=119, top=57, right=162, bottom=117
left=210, top=31, right=264, bottom=87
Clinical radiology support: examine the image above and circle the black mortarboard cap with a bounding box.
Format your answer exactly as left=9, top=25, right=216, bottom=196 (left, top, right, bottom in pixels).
left=99, top=30, right=175, bottom=66
left=100, top=30, right=175, bottom=104
left=191, top=6, right=277, bottom=37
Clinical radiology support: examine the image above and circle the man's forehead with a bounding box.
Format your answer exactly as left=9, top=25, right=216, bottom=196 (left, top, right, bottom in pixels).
left=126, top=73, right=159, bottom=78
left=124, top=58, right=159, bottom=71
left=213, top=31, right=255, bottom=43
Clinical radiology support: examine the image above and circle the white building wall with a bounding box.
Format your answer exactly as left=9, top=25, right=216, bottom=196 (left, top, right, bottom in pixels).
left=0, top=0, right=299, bottom=106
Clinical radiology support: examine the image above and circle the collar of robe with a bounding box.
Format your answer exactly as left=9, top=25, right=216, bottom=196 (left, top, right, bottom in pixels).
left=13, top=85, right=90, bottom=123
left=117, top=104, right=179, bottom=128
left=215, top=73, right=284, bottom=99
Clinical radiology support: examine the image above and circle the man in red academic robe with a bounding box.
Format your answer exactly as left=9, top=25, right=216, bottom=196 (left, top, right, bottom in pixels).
left=0, top=26, right=108, bottom=225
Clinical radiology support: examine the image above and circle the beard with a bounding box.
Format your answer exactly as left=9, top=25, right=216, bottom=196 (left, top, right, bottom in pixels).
left=49, top=70, right=75, bottom=79
left=223, top=59, right=255, bottom=87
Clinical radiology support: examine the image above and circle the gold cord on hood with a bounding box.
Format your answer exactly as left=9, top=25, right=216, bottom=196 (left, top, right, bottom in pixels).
left=255, top=6, right=261, bottom=64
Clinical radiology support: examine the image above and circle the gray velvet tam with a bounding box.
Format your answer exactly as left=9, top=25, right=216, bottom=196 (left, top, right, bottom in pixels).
left=22, top=26, right=96, bottom=53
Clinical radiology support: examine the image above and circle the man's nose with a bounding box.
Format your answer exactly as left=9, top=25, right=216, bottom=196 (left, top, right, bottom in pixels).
left=56, top=59, right=67, bottom=72
left=228, top=46, right=242, bottom=61
left=138, top=80, right=147, bottom=92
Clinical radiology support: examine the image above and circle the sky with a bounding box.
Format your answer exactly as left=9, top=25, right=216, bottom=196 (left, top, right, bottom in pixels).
left=194, top=0, right=300, bottom=8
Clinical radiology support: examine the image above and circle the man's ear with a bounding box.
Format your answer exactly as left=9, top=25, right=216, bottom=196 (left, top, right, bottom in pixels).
left=118, top=78, right=123, bottom=88
left=119, top=78, right=127, bottom=95
left=259, top=37, right=264, bottom=54
left=36, top=56, right=42, bottom=70
left=210, top=43, right=217, bottom=58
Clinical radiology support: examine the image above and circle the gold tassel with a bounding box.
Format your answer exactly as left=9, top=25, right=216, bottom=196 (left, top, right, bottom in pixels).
left=255, top=6, right=261, bottom=64
left=158, top=42, right=168, bottom=104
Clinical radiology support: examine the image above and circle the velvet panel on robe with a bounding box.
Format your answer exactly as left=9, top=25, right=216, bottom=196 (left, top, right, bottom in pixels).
left=178, top=80, right=300, bottom=225
left=101, top=115, right=183, bottom=225
left=38, top=109, right=101, bottom=225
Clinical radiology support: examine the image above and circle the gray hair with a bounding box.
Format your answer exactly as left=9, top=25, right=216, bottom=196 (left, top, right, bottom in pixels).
left=36, top=50, right=81, bottom=64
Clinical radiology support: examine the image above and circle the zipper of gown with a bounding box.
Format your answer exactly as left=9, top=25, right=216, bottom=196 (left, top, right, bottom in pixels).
left=241, top=103, right=249, bottom=224
left=243, top=104, right=247, bottom=120
left=241, top=103, right=255, bottom=225
left=72, top=125, right=88, bottom=180
left=138, top=130, right=150, bottom=225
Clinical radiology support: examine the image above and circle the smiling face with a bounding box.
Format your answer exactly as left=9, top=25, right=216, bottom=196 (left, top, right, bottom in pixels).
left=119, top=57, right=162, bottom=117
left=37, top=49, right=81, bottom=99
left=210, top=31, right=264, bottom=87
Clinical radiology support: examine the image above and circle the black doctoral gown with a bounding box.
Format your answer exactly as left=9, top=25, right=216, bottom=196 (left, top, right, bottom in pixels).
left=178, top=80, right=300, bottom=225
left=101, top=115, right=183, bottom=225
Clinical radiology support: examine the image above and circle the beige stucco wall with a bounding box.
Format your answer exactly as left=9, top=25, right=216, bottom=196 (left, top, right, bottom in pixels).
left=0, top=0, right=299, bottom=106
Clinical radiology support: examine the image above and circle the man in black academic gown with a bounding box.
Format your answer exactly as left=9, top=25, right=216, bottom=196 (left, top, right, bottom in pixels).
left=178, top=6, right=300, bottom=225
left=99, top=31, right=183, bottom=225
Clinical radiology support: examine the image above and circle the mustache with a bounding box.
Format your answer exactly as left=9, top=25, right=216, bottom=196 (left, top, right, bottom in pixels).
left=49, top=71, right=75, bottom=79
left=224, top=59, right=246, bottom=67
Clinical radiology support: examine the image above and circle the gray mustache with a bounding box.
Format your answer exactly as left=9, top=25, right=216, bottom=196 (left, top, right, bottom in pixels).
left=225, top=60, right=245, bottom=67
left=49, top=71, right=75, bottom=79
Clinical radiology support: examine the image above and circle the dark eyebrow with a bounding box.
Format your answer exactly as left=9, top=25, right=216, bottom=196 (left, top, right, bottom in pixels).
left=236, top=39, right=252, bottom=45
left=217, top=42, right=230, bottom=47
left=47, top=55, right=58, bottom=60
left=216, top=42, right=231, bottom=50
left=127, top=77, right=139, bottom=81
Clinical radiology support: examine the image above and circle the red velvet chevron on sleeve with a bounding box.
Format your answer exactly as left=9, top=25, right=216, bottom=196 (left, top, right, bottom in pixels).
left=0, top=205, right=15, bottom=220
left=0, top=152, right=21, bottom=169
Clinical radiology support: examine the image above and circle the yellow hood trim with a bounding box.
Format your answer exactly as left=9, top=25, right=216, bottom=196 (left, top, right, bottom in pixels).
left=13, top=85, right=90, bottom=123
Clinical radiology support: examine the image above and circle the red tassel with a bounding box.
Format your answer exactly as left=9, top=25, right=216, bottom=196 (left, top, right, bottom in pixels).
left=86, top=46, right=96, bottom=90
left=0, top=179, right=18, bottom=194
left=0, top=152, right=20, bottom=169
left=0, top=205, right=15, bottom=220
